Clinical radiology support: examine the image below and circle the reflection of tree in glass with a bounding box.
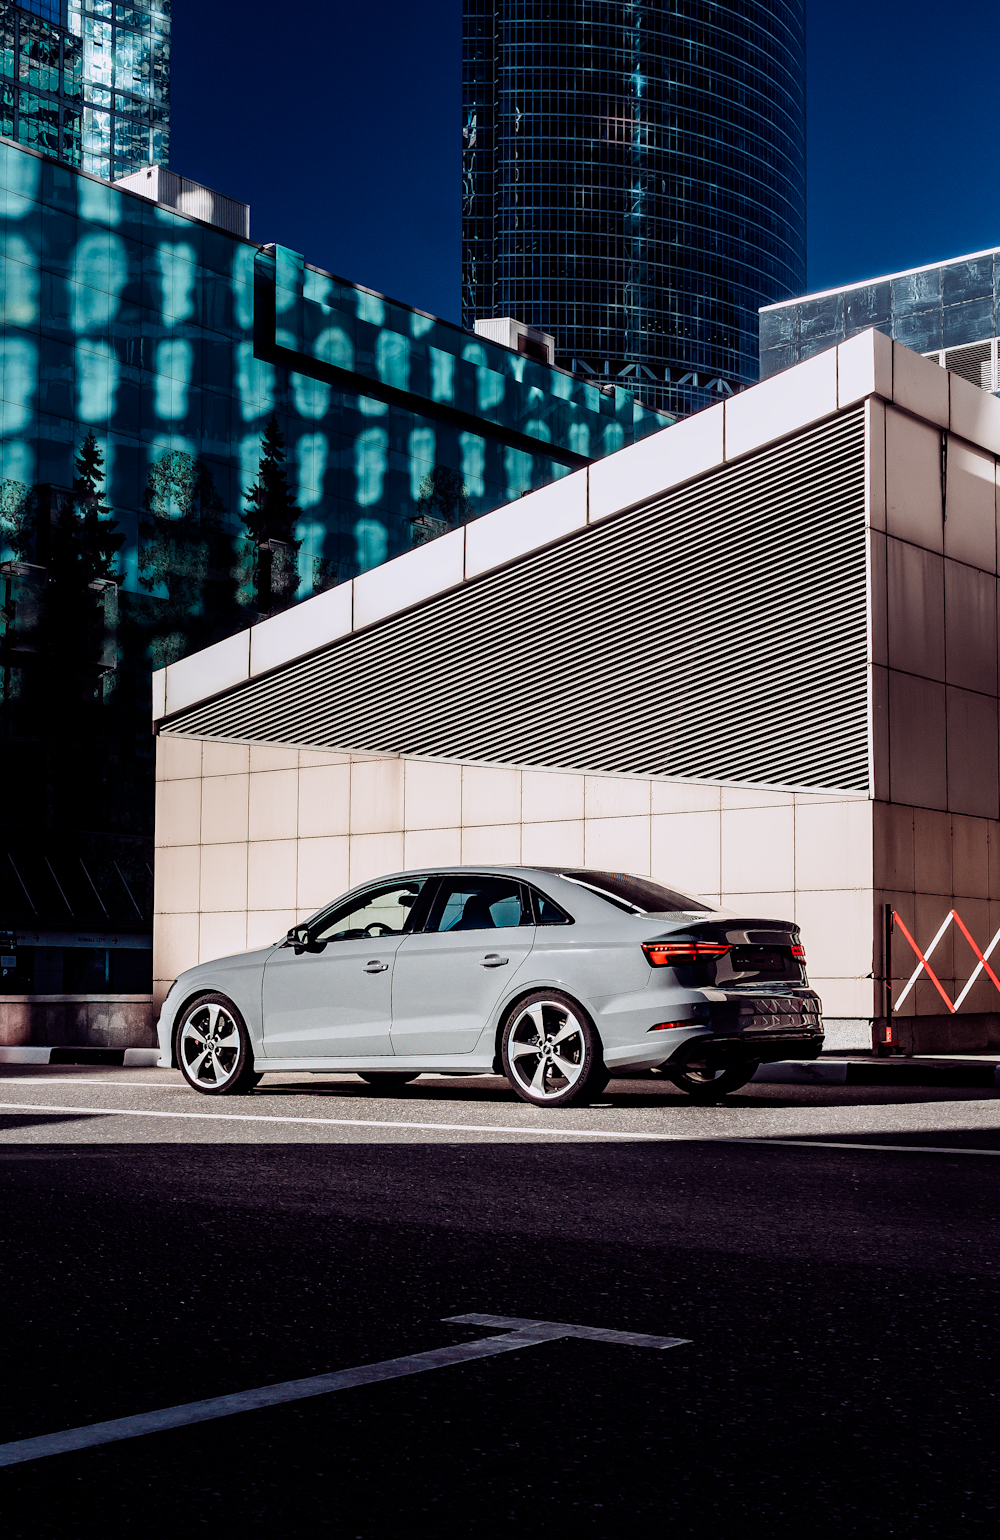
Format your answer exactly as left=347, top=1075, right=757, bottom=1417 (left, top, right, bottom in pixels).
left=410, top=465, right=473, bottom=547
left=0, top=481, right=35, bottom=563
left=40, top=431, right=125, bottom=713
left=139, top=450, right=240, bottom=668
left=242, top=413, right=302, bottom=616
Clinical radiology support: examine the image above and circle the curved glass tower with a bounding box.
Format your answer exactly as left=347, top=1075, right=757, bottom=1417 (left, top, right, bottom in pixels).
left=462, top=0, right=806, bottom=417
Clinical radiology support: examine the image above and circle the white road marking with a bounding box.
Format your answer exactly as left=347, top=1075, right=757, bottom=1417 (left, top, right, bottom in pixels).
left=0, top=1315, right=689, bottom=1468
left=0, top=1098, right=998, bottom=1155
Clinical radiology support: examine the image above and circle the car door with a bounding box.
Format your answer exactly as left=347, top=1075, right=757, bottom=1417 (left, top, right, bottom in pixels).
left=262, top=878, right=430, bottom=1058
left=390, top=874, right=536, bottom=1055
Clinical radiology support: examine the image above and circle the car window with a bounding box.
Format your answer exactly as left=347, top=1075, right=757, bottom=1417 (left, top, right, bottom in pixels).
left=426, top=876, right=529, bottom=932
left=531, top=889, right=572, bottom=925
left=312, top=880, right=427, bottom=943
left=550, top=868, right=708, bottom=915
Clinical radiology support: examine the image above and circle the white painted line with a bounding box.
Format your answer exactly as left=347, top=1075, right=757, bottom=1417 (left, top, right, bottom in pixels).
left=0, top=1315, right=689, bottom=1468
left=0, top=1099, right=998, bottom=1156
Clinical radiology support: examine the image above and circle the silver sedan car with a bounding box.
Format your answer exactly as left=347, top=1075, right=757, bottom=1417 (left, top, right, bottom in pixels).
left=157, top=866, right=824, bottom=1106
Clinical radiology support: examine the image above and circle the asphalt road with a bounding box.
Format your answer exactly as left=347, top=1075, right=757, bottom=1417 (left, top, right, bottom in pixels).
left=1, top=1066, right=998, bottom=1537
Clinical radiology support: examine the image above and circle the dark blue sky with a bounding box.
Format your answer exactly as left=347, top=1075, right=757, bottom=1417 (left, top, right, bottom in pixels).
left=171, top=0, right=1000, bottom=323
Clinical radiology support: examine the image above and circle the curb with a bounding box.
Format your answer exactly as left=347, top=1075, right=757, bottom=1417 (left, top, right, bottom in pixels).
left=0, top=1047, right=160, bottom=1067
left=753, top=1059, right=1000, bottom=1089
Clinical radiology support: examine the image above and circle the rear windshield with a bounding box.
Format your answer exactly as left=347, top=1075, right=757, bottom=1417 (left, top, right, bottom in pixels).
left=551, top=869, right=710, bottom=915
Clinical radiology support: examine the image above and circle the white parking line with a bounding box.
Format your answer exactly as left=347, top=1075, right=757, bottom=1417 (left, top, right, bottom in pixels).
left=0, top=1315, right=689, bottom=1468
left=0, top=1098, right=998, bottom=1155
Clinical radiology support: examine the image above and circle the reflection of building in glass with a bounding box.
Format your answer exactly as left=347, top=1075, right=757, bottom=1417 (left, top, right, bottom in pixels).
left=0, top=137, right=672, bottom=1040
left=0, top=0, right=169, bottom=179
left=760, top=246, right=1000, bottom=396
left=462, top=0, right=807, bottom=419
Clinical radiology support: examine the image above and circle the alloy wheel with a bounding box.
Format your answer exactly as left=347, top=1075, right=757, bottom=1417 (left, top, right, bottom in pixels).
left=180, top=1001, right=242, bottom=1089
left=506, top=999, right=587, bottom=1101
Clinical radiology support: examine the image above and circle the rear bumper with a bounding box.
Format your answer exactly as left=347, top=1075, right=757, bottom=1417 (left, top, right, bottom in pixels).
left=601, top=991, right=824, bottom=1072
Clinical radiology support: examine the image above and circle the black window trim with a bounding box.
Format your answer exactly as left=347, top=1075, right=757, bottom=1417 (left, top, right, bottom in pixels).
left=524, top=881, right=574, bottom=926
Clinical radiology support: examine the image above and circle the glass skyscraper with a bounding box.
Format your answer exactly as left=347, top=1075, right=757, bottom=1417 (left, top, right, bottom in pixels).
left=463, top=0, right=806, bottom=417
left=1, top=0, right=169, bottom=181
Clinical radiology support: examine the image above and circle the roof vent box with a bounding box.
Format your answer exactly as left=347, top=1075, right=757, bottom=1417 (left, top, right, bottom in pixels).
left=474, top=317, right=556, bottom=366
left=114, top=165, right=250, bottom=239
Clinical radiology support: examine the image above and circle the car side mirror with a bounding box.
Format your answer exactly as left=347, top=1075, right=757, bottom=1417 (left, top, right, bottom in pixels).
left=286, top=925, right=320, bottom=956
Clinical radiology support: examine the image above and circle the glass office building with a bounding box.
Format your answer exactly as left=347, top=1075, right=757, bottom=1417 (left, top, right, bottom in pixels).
left=760, top=247, right=1000, bottom=396
left=0, top=136, right=670, bottom=1021
left=1, top=0, right=169, bottom=181
left=462, top=0, right=806, bottom=418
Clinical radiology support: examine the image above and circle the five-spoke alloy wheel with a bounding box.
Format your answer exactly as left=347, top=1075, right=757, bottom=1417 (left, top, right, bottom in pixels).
left=176, top=994, right=261, bottom=1096
left=501, top=991, right=608, bottom=1108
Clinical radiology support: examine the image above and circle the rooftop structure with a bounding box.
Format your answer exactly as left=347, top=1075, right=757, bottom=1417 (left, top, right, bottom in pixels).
left=760, top=244, right=1000, bottom=394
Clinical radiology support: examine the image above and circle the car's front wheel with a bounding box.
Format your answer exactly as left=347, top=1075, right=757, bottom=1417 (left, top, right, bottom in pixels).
left=501, top=992, right=608, bottom=1108
left=666, top=1060, right=759, bottom=1100
left=176, top=994, right=262, bottom=1096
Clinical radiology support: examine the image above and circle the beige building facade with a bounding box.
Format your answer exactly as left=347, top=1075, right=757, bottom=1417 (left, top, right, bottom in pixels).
left=151, top=330, right=1000, bottom=1056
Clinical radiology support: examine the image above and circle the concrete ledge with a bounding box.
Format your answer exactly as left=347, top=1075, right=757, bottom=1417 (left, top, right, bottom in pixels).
left=754, top=1058, right=1000, bottom=1088
left=0, top=1046, right=161, bottom=1066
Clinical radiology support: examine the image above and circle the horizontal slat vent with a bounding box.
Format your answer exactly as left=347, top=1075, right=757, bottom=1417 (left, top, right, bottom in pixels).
left=162, top=407, right=869, bottom=793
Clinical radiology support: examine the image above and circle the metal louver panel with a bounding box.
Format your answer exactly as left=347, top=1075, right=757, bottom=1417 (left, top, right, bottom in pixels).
left=162, top=408, right=869, bottom=794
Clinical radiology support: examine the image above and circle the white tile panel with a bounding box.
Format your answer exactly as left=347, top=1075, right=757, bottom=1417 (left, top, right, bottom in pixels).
left=520, top=820, right=585, bottom=867
left=892, top=341, right=949, bottom=428
left=247, top=839, right=297, bottom=910
left=403, top=827, right=463, bottom=869
left=353, top=527, right=465, bottom=631
left=885, top=406, right=943, bottom=552
left=249, top=580, right=353, bottom=677
left=460, top=823, right=521, bottom=865
left=199, top=911, right=248, bottom=965
left=464, top=470, right=587, bottom=578
left=297, top=835, right=351, bottom=910
left=164, top=630, right=251, bottom=716
left=249, top=768, right=299, bottom=842
left=200, top=842, right=248, bottom=913
left=403, top=759, right=464, bottom=831
left=724, top=349, right=838, bottom=462
left=944, top=439, right=996, bottom=572
left=949, top=371, right=1000, bottom=457
left=588, top=403, right=724, bottom=522
left=201, top=774, right=249, bottom=845
left=156, top=736, right=202, bottom=781
left=837, top=328, right=892, bottom=408
left=651, top=810, right=721, bottom=898
left=584, top=815, right=651, bottom=873
left=721, top=805, right=795, bottom=892
left=349, top=831, right=406, bottom=885
left=152, top=667, right=166, bottom=722
left=521, top=769, right=585, bottom=823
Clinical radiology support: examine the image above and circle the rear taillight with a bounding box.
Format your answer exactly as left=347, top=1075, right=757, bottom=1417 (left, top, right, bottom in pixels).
left=642, top=941, right=731, bottom=967
left=791, top=944, right=806, bottom=961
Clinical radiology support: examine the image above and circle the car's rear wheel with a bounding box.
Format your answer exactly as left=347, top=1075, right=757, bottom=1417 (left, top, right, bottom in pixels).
left=177, top=994, right=261, bottom=1096
left=501, top=992, right=607, bottom=1108
left=357, top=1072, right=419, bottom=1090
left=667, top=1059, right=759, bottom=1100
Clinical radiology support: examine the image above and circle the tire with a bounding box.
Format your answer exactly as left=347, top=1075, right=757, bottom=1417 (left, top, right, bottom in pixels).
left=666, top=1060, right=759, bottom=1100
left=501, top=991, right=606, bottom=1108
left=357, top=1072, right=419, bottom=1090
left=176, top=994, right=262, bottom=1097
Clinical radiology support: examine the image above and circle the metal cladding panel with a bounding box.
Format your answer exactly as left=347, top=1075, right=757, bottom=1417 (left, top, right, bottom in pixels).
left=161, top=409, right=870, bottom=794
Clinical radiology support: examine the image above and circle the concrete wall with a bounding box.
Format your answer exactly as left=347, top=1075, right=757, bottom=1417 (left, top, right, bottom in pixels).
left=153, top=735, right=874, bottom=1047
left=0, top=997, right=154, bottom=1049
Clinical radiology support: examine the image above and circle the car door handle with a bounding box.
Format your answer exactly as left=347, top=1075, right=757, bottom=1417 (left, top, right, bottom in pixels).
left=364, top=960, right=389, bottom=973
left=482, top=954, right=509, bottom=967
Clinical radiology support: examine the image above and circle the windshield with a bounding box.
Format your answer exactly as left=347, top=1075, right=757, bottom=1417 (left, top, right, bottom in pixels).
left=550, top=869, right=711, bottom=915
